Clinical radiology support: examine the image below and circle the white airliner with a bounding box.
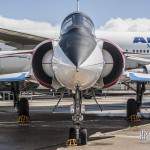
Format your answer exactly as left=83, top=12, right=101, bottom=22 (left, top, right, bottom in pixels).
left=97, top=31, right=150, bottom=54
left=0, top=5, right=150, bottom=145
left=1, top=31, right=150, bottom=73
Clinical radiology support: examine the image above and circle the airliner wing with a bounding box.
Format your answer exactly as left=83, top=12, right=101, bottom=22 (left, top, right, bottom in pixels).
left=0, top=50, right=33, bottom=58
left=0, top=28, right=47, bottom=49
left=0, top=72, right=30, bottom=82
left=126, top=55, right=150, bottom=65
left=128, top=72, right=150, bottom=82
left=124, top=70, right=150, bottom=82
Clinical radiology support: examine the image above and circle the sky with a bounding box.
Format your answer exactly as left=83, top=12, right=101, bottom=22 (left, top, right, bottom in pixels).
left=0, top=0, right=149, bottom=27
left=0, top=0, right=150, bottom=41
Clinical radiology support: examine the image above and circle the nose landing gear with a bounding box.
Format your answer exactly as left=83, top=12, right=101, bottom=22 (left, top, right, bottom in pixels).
left=67, top=86, right=87, bottom=146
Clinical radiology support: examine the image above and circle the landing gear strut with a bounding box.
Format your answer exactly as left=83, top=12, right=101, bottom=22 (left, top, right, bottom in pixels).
left=68, top=86, right=87, bottom=146
left=136, top=82, right=145, bottom=112
left=11, top=82, right=20, bottom=108
left=11, top=81, right=30, bottom=124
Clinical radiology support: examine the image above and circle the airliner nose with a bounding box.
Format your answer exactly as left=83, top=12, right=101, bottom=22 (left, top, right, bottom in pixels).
left=59, top=28, right=96, bottom=67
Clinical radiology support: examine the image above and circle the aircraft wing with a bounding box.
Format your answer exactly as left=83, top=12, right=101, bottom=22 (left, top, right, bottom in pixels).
left=123, top=70, right=150, bottom=82
left=0, top=50, right=33, bottom=58
left=128, top=72, right=150, bottom=82
left=126, top=55, right=150, bottom=65
left=0, top=72, right=30, bottom=82
left=0, top=28, right=47, bottom=49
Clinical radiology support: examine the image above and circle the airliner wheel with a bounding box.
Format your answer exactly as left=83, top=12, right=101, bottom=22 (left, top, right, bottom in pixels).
left=127, top=98, right=137, bottom=119
left=17, top=98, right=30, bottom=124
left=79, top=128, right=87, bottom=145
left=69, top=127, right=76, bottom=139
left=18, top=98, right=29, bottom=116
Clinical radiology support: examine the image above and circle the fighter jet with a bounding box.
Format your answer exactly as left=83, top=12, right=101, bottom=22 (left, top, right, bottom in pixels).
left=0, top=0, right=149, bottom=145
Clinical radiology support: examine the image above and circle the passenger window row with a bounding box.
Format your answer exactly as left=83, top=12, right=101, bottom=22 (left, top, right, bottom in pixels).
left=126, top=49, right=150, bottom=53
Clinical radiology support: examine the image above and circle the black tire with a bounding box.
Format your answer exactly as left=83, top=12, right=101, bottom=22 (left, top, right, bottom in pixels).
left=83, top=95, right=92, bottom=99
left=69, top=127, right=76, bottom=139
left=127, top=98, right=137, bottom=119
left=79, top=128, right=87, bottom=145
left=18, top=98, right=29, bottom=117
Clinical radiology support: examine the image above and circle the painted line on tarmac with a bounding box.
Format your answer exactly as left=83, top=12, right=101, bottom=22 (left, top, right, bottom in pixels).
left=115, top=134, right=139, bottom=139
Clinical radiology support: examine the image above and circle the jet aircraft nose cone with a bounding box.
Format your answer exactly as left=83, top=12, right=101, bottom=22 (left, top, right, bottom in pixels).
left=59, top=28, right=96, bottom=67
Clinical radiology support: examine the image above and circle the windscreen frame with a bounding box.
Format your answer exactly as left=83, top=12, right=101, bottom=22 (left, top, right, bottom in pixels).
left=61, top=12, right=95, bottom=35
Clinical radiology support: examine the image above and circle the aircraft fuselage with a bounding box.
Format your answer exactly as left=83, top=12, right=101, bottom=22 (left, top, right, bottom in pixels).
left=52, top=12, right=104, bottom=90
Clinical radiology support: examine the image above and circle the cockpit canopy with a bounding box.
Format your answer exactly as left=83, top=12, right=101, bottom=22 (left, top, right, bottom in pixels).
left=61, top=12, right=95, bottom=35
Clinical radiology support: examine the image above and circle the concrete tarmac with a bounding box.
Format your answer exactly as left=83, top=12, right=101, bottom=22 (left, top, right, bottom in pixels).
left=0, top=96, right=149, bottom=150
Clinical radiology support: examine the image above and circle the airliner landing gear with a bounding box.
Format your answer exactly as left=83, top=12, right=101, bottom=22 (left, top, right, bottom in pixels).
left=127, top=98, right=138, bottom=121
left=136, top=82, right=145, bottom=112
left=17, top=98, right=30, bottom=124
left=127, top=82, right=145, bottom=123
left=67, top=86, right=87, bottom=146
left=11, top=82, right=30, bottom=124
left=11, top=82, right=20, bottom=108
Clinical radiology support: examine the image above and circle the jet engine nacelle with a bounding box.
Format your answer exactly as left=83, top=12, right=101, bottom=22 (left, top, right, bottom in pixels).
left=100, top=40, right=125, bottom=88
left=143, top=64, right=150, bottom=74
left=32, top=40, right=56, bottom=88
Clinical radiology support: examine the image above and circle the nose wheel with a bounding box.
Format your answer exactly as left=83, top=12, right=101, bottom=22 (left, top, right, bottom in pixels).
left=67, top=86, right=87, bottom=146
left=68, top=127, right=87, bottom=146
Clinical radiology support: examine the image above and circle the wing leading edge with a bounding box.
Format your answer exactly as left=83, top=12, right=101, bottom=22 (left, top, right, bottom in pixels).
left=128, top=72, right=150, bottom=82
left=0, top=28, right=47, bottom=49
left=0, top=72, right=30, bottom=82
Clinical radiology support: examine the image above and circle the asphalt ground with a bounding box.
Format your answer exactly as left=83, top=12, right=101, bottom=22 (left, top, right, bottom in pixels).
left=0, top=96, right=149, bottom=150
